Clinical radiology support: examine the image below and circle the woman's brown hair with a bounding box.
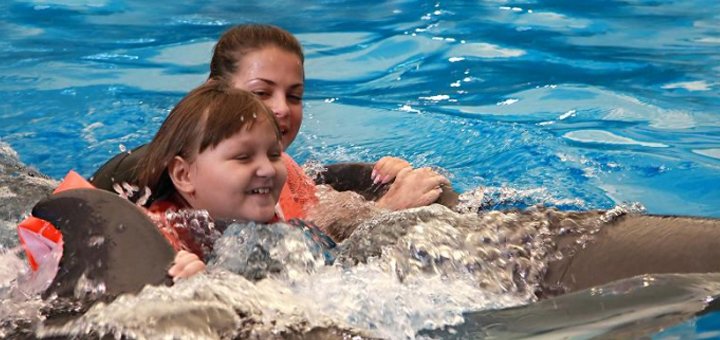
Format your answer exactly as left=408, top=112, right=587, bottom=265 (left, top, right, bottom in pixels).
left=136, top=81, right=280, bottom=203
left=209, top=24, right=304, bottom=80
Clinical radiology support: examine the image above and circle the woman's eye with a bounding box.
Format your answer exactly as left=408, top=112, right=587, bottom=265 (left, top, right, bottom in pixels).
left=253, top=90, right=270, bottom=98
left=288, top=94, right=303, bottom=103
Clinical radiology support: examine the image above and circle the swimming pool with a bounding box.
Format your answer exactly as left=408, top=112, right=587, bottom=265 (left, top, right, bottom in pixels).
left=1, top=0, right=719, bottom=338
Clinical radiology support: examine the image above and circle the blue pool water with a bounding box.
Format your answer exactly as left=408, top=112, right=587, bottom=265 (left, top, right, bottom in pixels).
left=1, top=0, right=719, bottom=337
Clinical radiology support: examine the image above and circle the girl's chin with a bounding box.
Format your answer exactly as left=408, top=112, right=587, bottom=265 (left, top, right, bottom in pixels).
left=217, top=209, right=276, bottom=224
left=247, top=209, right=278, bottom=223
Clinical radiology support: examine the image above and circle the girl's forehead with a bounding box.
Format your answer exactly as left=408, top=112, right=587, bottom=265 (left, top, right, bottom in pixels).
left=242, top=115, right=279, bottom=135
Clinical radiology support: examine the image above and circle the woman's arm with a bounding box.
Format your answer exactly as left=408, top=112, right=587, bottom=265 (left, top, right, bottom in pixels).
left=310, top=166, right=457, bottom=242
left=372, top=156, right=411, bottom=184
left=315, top=162, right=459, bottom=208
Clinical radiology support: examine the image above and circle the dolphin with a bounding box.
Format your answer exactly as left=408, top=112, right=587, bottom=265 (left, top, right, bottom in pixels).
left=19, top=188, right=720, bottom=338
left=420, top=272, right=720, bottom=338
left=544, top=213, right=720, bottom=294
left=88, top=146, right=720, bottom=296
left=0, top=147, right=709, bottom=337
left=1, top=178, right=715, bottom=339
left=31, top=187, right=720, bottom=299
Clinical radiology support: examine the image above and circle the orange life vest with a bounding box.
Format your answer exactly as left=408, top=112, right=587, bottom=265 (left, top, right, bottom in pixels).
left=278, top=153, right=318, bottom=220
left=16, top=170, right=94, bottom=270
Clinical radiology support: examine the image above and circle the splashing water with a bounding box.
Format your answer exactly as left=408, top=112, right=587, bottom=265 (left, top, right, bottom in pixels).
left=26, top=202, right=625, bottom=339
left=301, top=160, right=327, bottom=183
left=0, top=246, right=57, bottom=338
left=456, top=185, right=589, bottom=213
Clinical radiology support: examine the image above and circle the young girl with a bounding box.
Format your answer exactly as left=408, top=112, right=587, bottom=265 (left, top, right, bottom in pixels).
left=135, top=81, right=288, bottom=279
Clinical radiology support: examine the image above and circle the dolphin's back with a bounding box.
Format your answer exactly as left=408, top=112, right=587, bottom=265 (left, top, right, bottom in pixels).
left=544, top=214, right=720, bottom=294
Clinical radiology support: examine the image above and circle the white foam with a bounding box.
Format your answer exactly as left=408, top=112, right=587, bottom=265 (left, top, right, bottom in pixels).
left=696, top=37, right=720, bottom=44
left=22, top=0, right=110, bottom=10
left=692, top=148, right=720, bottom=160
left=305, top=34, right=445, bottom=81
left=1, top=61, right=207, bottom=92
left=662, top=80, right=712, bottom=91
left=495, top=10, right=591, bottom=31
left=452, top=84, right=707, bottom=130
left=297, top=32, right=377, bottom=51
left=563, top=130, right=668, bottom=148
left=447, top=42, right=525, bottom=59
left=149, top=40, right=215, bottom=66
left=558, top=109, right=576, bottom=120
left=496, top=98, right=519, bottom=106
left=398, top=104, right=422, bottom=113
left=419, top=95, right=450, bottom=101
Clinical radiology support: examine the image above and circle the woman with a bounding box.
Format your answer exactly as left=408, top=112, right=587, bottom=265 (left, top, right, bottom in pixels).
left=207, top=24, right=451, bottom=215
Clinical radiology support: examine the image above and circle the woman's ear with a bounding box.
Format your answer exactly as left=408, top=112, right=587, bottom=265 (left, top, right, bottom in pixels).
left=168, top=156, right=195, bottom=196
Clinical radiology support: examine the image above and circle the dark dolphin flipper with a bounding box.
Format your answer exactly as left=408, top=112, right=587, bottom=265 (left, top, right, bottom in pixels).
left=544, top=214, right=720, bottom=295
left=32, top=188, right=175, bottom=301
left=318, top=162, right=459, bottom=208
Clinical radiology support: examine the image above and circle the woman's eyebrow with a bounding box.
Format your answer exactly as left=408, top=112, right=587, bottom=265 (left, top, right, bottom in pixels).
left=249, top=78, right=303, bottom=89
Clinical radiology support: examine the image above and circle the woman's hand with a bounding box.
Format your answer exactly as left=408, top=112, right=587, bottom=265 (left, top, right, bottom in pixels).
left=376, top=167, right=451, bottom=211
left=168, top=250, right=206, bottom=281
left=372, top=156, right=412, bottom=184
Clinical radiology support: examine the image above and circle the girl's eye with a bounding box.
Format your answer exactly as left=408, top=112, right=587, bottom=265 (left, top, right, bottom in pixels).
left=269, top=146, right=282, bottom=160
left=235, top=154, right=250, bottom=161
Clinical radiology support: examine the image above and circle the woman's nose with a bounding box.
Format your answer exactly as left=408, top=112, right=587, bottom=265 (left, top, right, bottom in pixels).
left=270, top=94, right=290, bottom=118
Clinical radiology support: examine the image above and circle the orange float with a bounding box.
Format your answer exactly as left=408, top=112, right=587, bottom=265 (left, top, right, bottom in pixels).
left=16, top=170, right=94, bottom=270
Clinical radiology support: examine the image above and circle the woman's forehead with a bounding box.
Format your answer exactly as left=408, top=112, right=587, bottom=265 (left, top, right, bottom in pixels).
left=237, top=48, right=303, bottom=75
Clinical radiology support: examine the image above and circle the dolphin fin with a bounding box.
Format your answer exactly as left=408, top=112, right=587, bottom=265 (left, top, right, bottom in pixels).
left=31, top=188, right=175, bottom=301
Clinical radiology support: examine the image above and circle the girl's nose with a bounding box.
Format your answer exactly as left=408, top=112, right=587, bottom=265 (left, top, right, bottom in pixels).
left=256, top=156, right=277, bottom=177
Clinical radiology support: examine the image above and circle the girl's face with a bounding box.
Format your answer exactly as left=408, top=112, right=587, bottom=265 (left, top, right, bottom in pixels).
left=182, top=119, right=287, bottom=222
left=230, top=46, right=304, bottom=150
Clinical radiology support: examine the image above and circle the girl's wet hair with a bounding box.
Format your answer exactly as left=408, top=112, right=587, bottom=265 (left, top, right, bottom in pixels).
left=136, top=81, right=280, bottom=203
left=209, top=24, right=304, bottom=80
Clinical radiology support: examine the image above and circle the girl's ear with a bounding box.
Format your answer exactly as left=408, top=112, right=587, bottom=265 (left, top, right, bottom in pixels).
left=168, top=156, right=195, bottom=196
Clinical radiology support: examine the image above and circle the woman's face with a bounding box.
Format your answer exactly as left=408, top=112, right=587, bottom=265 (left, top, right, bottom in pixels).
left=231, top=46, right=304, bottom=150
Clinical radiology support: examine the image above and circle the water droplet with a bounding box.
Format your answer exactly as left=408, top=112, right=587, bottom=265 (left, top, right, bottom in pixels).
left=88, top=236, right=105, bottom=247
